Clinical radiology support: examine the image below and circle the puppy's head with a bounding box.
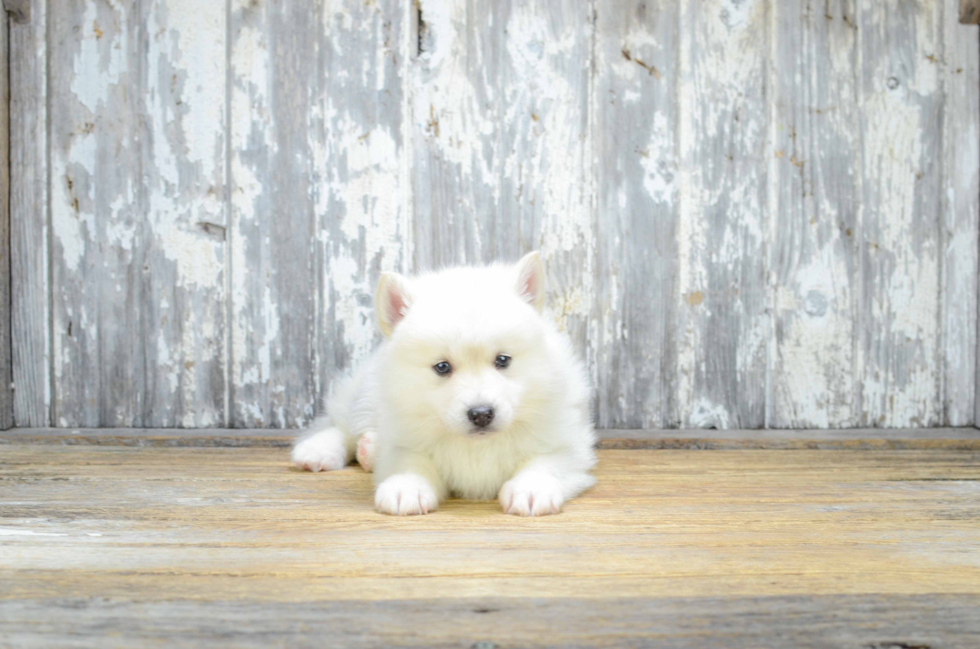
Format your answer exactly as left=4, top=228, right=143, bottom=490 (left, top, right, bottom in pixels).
left=376, top=251, right=554, bottom=439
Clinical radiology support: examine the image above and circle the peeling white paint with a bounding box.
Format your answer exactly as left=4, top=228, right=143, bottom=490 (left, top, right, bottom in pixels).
left=71, top=2, right=129, bottom=114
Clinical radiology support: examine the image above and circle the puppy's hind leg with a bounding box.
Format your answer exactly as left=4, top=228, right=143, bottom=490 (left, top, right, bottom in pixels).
left=292, top=416, right=356, bottom=472
left=355, top=431, right=377, bottom=472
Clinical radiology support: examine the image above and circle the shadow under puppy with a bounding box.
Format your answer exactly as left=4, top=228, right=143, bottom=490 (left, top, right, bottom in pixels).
left=292, top=252, right=596, bottom=516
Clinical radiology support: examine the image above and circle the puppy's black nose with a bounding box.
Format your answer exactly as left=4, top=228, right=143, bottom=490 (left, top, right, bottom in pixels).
left=467, top=405, right=495, bottom=428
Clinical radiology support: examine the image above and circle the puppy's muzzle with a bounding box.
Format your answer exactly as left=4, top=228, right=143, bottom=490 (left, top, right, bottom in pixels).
left=467, top=405, right=495, bottom=429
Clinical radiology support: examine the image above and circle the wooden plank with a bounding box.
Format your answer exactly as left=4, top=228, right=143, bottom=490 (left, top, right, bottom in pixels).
left=596, top=427, right=980, bottom=450
left=2, top=594, right=979, bottom=648
left=943, top=0, right=980, bottom=426
left=1, top=447, right=978, bottom=608
left=139, top=0, right=228, bottom=427
left=231, top=0, right=409, bottom=427
left=3, top=427, right=980, bottom=450
left=0, top=8, right=11, bottom=431
left=47, top=0, right=227, bottom=428
left=592, top=0, right=679, bottom=428
left=48, top=0, right=144, bottom=426
left=675, top=0, right=769, bottom=428
left=769, top=2, right=861, bottom=427
left=9, top=0, right=48, bottom=426
left=961, top=0, right=980, bottom=23
left=858, top=1, right=944, bottom=427
left=311, top=0, right=412, bottom=415
left=229, top=0, right=319, bottom=427
left=412, top=0, right=593, bottom=349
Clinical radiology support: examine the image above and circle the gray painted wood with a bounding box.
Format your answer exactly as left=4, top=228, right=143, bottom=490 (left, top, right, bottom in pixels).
left=2, top=595, right=979, bottom=648
left=45, top=0, right=227, bottom=428
left=140, top=0, right=228, bottom=427
left=229, top=0, right=410, bottom=428
left=48, top=0, right=144, bottom=427
left=229, top=0, right=317, bottom=428
left=310, top=0, right=411, bottom=422
left=943, top=0, right=980, bottom=427
left=592, top=0, right=679, bottom=429
left=9, top=0, right=48, bottom=426
left=0, top=9, right=11, bottom=431
left=859, top=0, right=944, bottom=427
left=674, top=0, right=769, bottom=428
left=7, top=0, right=980, bottom=429
left=769, top=1, right=861, bottom=428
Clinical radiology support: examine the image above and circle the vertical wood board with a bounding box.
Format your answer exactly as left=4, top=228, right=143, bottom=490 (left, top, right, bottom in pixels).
left=0, top=8, right=11, bottom=430
left=942, top=0, right=979, bottom=427
left=46, top=0, right=227, bottom=427
left=141, top=0, right=228, bottom=427
left=769, top=1, right=861, bottom=428
left=229, top=0, right=318, bottom=427
left=10, top=0, right=49, bottom=426
left=311, top=0, right=412, bottom=418
left=858, top=0, right=943, bottom=427
left=592, top=0, right=680, bottom=428
left=674, top=0, right=770, bottom=428
left=48, top=0, right=144, bottom=426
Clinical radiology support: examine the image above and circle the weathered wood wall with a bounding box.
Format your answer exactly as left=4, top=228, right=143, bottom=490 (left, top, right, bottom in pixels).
left=8, top=0, right=980, bottom=429
left=0, top=7, right=11, bottom=430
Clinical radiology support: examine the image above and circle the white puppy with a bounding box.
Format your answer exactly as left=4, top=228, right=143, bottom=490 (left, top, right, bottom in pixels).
left=292, top=251, right=597, bottom=516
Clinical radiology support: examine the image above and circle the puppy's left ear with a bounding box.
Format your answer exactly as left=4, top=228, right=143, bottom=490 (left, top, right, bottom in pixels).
left=515, top=251, right=546, bottom=312
left=375, top=271, right=413, bottom=337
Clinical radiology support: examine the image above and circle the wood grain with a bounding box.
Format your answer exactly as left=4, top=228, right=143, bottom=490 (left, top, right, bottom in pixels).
left=229, top=0, right=319, bottom=427
left=311, top=0, right=411, bottom=420
left=769, top=1, right=860, bottom=428
left=592, top=0, right=679, bottom=428
left=48, top=0, right=143, bottom=427
left=675, top=0, right=769, bottom=429
left=44, top=0, right=227, bottom=427
left=3, top=595, right=979, bottom=648
left=1, top=446, right=979, bottom=645
left=140, top=0, right=228, bottom=427
left=859, top=1, right=944, bottom=427
left=942, top=0, right=980, bottom=426
left=0, top=8, right=11, bottom=431
left=9, top=0, right=48, bottom=426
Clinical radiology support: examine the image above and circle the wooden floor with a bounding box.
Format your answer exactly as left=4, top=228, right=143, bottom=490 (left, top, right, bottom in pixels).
left=2, top=442, right=979, bottom=647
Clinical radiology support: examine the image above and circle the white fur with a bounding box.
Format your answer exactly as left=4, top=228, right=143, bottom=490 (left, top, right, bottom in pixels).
left=292, top=252, right=597, bottom=516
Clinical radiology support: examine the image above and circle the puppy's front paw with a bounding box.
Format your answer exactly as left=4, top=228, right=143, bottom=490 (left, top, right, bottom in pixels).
left=375, top=474, right=439, bottom=516
left=291, top=429, right=349, bottom=472
left=499, top=472, right=565, bottom=516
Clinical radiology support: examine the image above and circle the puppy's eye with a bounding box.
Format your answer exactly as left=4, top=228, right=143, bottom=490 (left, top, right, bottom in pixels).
left=433, top=361, right=452, bottom=376
left=495, top=354, right=511, bottom=369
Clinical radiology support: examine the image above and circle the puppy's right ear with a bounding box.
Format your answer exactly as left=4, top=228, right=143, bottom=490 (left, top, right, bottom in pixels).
left=375, top=272, right=412, bottom=337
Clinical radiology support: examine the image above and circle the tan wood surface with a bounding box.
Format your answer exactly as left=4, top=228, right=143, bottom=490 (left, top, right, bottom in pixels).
left=2, top=446, right=979, bottom=646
